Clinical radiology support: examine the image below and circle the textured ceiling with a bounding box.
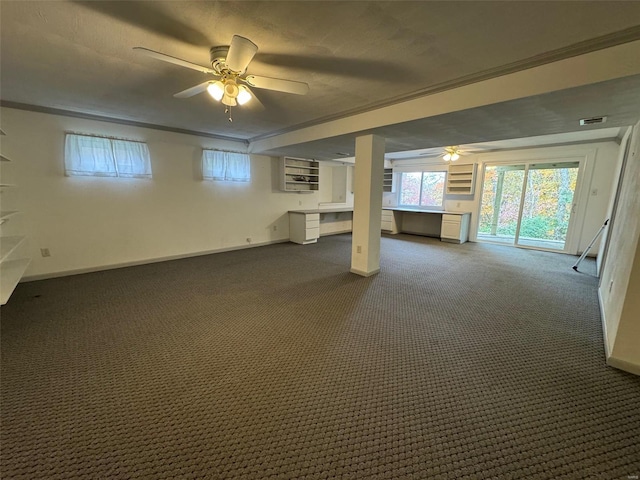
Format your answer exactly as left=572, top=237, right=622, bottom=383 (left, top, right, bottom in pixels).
left=1, top=1, right=640, bottom=151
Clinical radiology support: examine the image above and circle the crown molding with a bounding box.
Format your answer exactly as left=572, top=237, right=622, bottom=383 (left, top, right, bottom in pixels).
left=0, top=101, right=248, bottom=144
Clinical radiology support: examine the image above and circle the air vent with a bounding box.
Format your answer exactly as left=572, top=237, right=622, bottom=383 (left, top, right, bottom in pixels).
left=580, top=116, right=607, bottom=126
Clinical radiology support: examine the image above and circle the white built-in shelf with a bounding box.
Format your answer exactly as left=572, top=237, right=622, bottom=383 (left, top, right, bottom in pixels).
left=383, top=168, right=393, bottom=192
left=446, top=163, right=477, bottom=195
left=1, top=235, right=26, bottom=263
left=280, top=157, right=320, bottom=193
left=0, top=258, right=31, bottom=305
left=0, top=131, right=30, bottom=305
left=0, top=211, right=19, bottom=221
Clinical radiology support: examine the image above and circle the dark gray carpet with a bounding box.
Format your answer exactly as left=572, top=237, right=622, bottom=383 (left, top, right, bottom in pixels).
left=2, top=234, right=639, bottom=479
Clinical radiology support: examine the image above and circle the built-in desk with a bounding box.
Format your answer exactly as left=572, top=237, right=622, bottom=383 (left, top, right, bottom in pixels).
left=288, top=208, right=354, bottom=244
left=288, top=207, right=471, bottom=244
left=382, top=208, right=471, bottom=243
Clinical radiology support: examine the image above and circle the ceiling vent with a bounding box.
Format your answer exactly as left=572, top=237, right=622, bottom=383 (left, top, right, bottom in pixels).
left=579, top=116, right=607, bottom=126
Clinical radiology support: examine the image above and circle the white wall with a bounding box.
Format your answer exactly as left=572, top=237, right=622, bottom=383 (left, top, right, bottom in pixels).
left=318, top=163, right=354, bottom=207
left=388, top=142, right=620, bottom=254
left=599, top=119, right=640, bottom=375
left=1, top=107, right=320, bottom=279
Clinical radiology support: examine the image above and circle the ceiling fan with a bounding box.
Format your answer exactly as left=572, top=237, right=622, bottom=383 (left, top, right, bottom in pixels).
left=133, top=35, right=310, bottom=121
left=409, top=146, right=468, bottom=162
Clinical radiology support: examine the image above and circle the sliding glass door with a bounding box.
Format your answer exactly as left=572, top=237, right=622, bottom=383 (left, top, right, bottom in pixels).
left=478, top=161, right=580, bottom=252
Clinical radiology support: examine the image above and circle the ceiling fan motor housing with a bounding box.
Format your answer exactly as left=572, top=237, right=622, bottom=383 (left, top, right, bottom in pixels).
left=210, top=46, right=231, bottom=73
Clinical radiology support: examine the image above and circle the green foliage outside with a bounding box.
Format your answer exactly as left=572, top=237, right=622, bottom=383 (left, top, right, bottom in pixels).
left=478, top=165, right=578, bottom=242
left=400, top=171, right=445, bottom=207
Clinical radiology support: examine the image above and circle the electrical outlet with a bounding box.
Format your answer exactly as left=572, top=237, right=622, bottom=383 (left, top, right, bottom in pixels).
left=457, top=202, right=461, bottom=208
left=40, top=248, right=51, bottom=257
left=273, top=225, right=277, bottom=231
left=357, top=245, right=362, bottom=253
left=299, top=200, right=302, bottom=206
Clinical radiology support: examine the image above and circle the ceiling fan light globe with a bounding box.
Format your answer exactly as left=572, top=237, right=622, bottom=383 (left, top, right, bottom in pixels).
left=207, top=81, right=224, bottom=101
left=224, top=81, right=240, bottom=99
left=222, top=94, right=237, bottom=107
left=443, top=153, right=452, bottom=161
left=451, top=153, right=460, bottom=161
left=237, top=85, right=252, bottom=105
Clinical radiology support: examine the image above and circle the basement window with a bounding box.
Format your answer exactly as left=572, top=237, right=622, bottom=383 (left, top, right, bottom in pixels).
left=398, top=170, right=446, bottom=209
left=64, top=134, right=152, bottom=178
left=202, top=150, right=251, bottom=182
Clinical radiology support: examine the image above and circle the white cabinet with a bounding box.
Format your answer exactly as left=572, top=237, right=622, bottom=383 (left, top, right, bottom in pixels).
left=381, top=209, right=400, bottom=234
left=0, top=142, right=31, bottom=305
left=280, top=157, right=320, bottom=193
left=447, top=163, right=477, bottom=195
left=289, top=212, right=320, bottom=244
left=441, top=213, right=470, bottom=244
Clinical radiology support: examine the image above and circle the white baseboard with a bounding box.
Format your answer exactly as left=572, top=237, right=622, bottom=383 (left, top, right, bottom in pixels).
left=22, top=238, right=290, bottom=282
left=606, top=356, right=640, bottom=376
left=349, top=267, right=380, bottom=277
left=598, top=287, right=640, bottom=376
left=319, top=229, right=352, bottom=237
left=598, top=287, right=611, bottom=358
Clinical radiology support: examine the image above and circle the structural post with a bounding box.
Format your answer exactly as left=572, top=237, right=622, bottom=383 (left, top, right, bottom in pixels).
left=350, top=134, right=385, bottom=277
left=491, top=169, right=505, bottom=236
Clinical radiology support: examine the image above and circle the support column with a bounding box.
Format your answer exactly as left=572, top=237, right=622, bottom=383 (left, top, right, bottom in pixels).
left=350, top=134, right=385, bottom=277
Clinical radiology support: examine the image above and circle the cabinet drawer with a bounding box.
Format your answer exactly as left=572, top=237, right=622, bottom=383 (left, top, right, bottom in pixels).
left=441, top=221, right=461, bottom=239
left=305, top=227, right=320, bottom=240
left=306, top=213, right=320, bottom=221
left=381, top=220, right=393, bottom=231
left=442, top=214, right=461, bottom=224
left=306, top=219, right=319, bottom=228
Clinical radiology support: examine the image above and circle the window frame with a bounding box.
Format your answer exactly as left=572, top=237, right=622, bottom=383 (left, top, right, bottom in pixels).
left=202, top=149, right=251, bottom=183
left=64, top=133, right=152, bottom=178
left=396, top=166, right=448, bottom=210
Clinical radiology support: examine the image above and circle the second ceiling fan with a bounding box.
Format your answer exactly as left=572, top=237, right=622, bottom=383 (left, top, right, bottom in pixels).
left=134, top=35, right=310, bottom=120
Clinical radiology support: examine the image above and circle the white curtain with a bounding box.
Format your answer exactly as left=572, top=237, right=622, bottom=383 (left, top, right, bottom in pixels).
left=65, top=134, right=152, bottom=178
left=202, top=150, right=250, bottom=182
left=65, top=134, right=116, bottom=176
left=112, top=139, right=152, bottom=177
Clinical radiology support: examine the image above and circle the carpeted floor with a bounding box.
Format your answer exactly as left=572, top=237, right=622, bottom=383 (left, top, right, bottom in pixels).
left=1, top=234, right=639, bottom=479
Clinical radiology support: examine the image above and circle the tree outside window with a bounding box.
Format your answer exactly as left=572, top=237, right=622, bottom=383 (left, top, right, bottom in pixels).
left=399, top=171, right=446, bottom=208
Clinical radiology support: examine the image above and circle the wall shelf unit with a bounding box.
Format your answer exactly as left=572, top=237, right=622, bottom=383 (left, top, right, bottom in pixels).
left=0, top=211, right=19, bottom=225
left=383, top=168, right=393, bottom=192
left=446, top=163, right=477, bottom=195
left=1, top=132, right=31, bottom=305
left=0, top=258, right=31, bottom=305
left=0, top=235, right=26, bottom=263
left=280, top=157, right=320, bottom=193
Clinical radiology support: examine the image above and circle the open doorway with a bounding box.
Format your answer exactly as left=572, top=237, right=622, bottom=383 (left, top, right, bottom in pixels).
left=477, top=161, right=580, bottom=252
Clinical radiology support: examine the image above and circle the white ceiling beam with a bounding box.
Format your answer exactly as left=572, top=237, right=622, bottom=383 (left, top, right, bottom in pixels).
left=249, top=40, right=640, bottom=154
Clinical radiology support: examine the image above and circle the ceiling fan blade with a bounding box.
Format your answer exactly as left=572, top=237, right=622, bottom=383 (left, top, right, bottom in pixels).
left=245, top=75, right=309, bottom=95
left=133, top=47, right=215, bottom=74
left=243, top=86, right=265, bottom=111
left=174, top=81, right=212, bottom=98
left=225, top=35, right=258, bottom=73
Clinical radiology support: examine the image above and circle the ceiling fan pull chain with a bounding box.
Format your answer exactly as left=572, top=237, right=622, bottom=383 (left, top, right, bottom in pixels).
left=225, top=106, right=233, bottom=122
